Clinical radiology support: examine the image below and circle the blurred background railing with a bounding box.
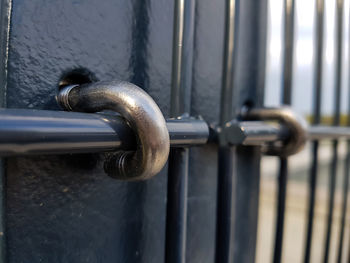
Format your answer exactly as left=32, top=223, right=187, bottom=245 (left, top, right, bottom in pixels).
left=258, top=0, right=350, bottom=262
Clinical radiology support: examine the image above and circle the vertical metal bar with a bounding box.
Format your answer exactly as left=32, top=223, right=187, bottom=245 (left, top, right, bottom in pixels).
left=281, top=0, right=295, bottom=106
left=273, top=1, right=295, bottom=262
left=215, top=0, right=238, bottom=262
left=215, top=0, right=268, bottom=262
left=129, top=0, right=150, bottom=91
left=323, top=1, right=344, bottom=262
left=324, top=140, right=339, bottom=262
left=166, top=148, right=189, bottom=263
left=0, top=0, right=11, bottom=261
left=165, top=0, right=195, bottom=262
left=274, top=158, right=288, bottom=263
left=216, top=146, right=236, bottom=263
left=337, top=3, right=350, bottom=262
left=337, top=143, right=350, bottom=263
left=303, top=0, right=324, bottom=262
left=170, top=0, right=185, bottom=117
left=346, top=8, right=350, bottom=263
left=219, top=0, right=236, bottom=127
left=231, top=0, right=268, bottom=262
left=169, top=0, right=195, bottom=118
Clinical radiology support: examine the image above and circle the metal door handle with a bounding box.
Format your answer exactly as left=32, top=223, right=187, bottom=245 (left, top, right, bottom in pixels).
left=58, top=80, right=170, bottom=181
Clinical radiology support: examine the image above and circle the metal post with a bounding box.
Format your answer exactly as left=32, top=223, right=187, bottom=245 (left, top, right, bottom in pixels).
left=215, top=0, right=269, bottom=262
left=165, top=0, right=195, bottom=262
left=337, top=127, right=350, bottom=263
left=231, top=1, right=268, bottom=262
left=304, top=1, right=324, bottom=262
left=215, top=0, right=238, bottom=262
left=323, top=1, right=344, bottom=262
left=346, top=6, right=350, bottom=262
left=273, top=1, right=295, bottom=262
left=337, top=2, right=350, bottom=261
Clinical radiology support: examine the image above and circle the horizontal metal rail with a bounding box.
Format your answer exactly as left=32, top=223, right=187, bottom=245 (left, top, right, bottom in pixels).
left=307, top=126, right=350, bottom=140
left=224, top=121, right=288, bottom=145
left=0, top=109, right=350, bottom=157
left=0, top=109, right=208, bottom=156
left=228, top=122, right=350, bottom=145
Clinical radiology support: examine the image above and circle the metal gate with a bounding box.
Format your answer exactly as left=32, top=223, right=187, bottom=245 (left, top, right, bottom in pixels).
left=0, top=0, right=349, bottom=262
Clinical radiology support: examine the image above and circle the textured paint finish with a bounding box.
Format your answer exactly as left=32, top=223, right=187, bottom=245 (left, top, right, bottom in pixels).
left=3, top=0, right=264, bottom=262
left=6, top=0, right=173, bottom=262
left=0, top=0, right=11, bottom=108
left=187, top=0, right=225, bottom=262
left=0, top=0, right=12, bottom=261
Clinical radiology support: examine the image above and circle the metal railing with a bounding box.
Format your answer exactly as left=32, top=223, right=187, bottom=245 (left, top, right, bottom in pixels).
left=2, top=99, right=350, bottom=262
left=1, top=0, right=350, bottom=262
left=2, top=107, right=350, bottom=156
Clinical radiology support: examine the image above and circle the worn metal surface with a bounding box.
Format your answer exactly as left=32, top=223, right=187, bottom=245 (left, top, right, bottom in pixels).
left=57, top=81, right=170, bottom=181
left=243, top=107, right=307, bottom=157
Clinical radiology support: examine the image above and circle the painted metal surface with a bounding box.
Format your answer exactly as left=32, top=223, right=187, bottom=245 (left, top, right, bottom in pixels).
left=165, top=0, right=195, bottom=262
left=2, top=0, right=225, bottom=261
left=0, top=0, right=11, bottom=261
left=230, top=1, right=267, bottom=262
left=273, top=1, right=295, bottom=262
left=1, top=0, right=331, bottom=262
left=6, top=0, right=173, bottom=262
left=303, top=11, right=325, bottom=260
left=323, top=1, right=344, bottom=262
left=0, top=109, right=209, bottom=156
left=186, top=0, right=225, bottom=261
left=338, top=4, right=350, bottom=262
left=2, top=0, right=349, bottom=262
left=215, top=0, right=238, bottom=262
left=0, top=108, right=349, bottom=157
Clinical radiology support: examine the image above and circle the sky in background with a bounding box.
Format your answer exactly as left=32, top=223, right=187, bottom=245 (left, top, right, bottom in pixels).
left=265, top=0, right=350, bottom=117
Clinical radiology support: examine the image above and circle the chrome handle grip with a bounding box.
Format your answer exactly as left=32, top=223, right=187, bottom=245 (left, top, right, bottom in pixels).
left=57, top=80, right=170, bottom=181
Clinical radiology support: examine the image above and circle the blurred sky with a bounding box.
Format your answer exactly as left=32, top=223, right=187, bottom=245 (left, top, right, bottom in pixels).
left=265, top=0, right=350, bottom=117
